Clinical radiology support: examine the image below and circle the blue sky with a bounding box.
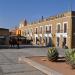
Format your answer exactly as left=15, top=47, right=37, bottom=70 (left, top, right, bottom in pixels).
left=0, top=0, right=74, bottom=29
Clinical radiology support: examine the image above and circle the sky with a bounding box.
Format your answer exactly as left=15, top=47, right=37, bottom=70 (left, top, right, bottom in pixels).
left=0, top=0, right=75, bottom=29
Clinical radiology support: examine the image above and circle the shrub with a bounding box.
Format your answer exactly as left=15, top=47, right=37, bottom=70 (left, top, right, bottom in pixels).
left=47, top=47, right=59, bottom=62
left=65, top=49, right=75, bottom=68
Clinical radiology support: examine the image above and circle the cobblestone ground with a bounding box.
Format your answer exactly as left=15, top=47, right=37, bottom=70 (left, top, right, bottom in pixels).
left=0, top=48, right=48, bottom=75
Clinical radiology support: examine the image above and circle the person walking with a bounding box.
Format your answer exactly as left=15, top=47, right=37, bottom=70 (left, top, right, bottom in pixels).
left=17, top=38, right=20, bottom=48
left=9, top=37, right=12, bottom=48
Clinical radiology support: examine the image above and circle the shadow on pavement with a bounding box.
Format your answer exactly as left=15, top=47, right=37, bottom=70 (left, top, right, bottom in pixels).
left=0, top=67, right=4, bottom=75
left=0, top=45, right=48, bottom=49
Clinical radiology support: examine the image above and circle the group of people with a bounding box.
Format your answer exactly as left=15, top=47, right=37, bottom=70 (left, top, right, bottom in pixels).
left=9, top=37, right=20, bottom=48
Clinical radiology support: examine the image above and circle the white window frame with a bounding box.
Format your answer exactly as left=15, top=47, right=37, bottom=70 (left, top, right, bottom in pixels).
left=45, top=25, right=52, bottom=33
left=63, top=22, right=68, bottom=33
left=35, top=27, right=38, bottom=34
left=40, top=26, right=43, bottom=33
left=56, top=23, right=61, bottom=33
left=49, top=24, right=52, bottom=33
left=45, top=25, right=48, bottom=32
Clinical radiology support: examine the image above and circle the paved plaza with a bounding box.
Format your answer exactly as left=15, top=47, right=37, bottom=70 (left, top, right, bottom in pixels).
left=0, top=48, right=48, bottom=75
left=0, top=47, right=64, bottom=75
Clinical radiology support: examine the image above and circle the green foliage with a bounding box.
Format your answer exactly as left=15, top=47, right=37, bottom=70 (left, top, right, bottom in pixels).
left=65, top=49, right=75, bottom=68
left=47, top=47, right=58, bottom=62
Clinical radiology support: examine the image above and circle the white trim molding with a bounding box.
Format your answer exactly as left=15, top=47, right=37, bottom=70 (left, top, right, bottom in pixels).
left=56, top=33, right=67, bottom=38
left=39, top=34, right=42, bottom=37
left=48, top=33, right=52, bottom=37
left=44, top=34, right=48, bottom=37
left=56, top=33, right=61, bottom=37
left=34, top=34, right=38, bottom=37
left=62, top=33, right=67, bottom=37
left=56, top=23, right=61, bottom=33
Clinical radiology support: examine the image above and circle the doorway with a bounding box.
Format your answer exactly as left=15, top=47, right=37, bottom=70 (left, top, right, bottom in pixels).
left=62, top=37, right=67, bottom=47
left=49, top=37, right=52, bottom=47
left=56, top=37, right=60, bottom=47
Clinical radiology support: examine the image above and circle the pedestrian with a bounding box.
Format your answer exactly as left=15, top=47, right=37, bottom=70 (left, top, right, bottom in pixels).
left=9, top=37, right=12, bottom=48
left=12, top=38, right=16, bottom=48
left=17, top=38, right=19, bottom=48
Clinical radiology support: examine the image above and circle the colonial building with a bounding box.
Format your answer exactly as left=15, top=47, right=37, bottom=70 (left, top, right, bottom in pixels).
left=19, top=11, right=75, bottom=49
left=9, top=27, right=21, bottom=36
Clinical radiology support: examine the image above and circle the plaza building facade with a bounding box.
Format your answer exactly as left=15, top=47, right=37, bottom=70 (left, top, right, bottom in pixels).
left=19, top=11, right=75, bottom=49
left=0, top=28, right=9, bottom=45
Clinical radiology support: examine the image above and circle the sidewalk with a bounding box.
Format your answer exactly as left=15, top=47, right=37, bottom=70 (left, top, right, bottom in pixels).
left=0, top=48, right=47, bottom=75
left=0, top=62, right=47, bottom=75
left=20, top=57, right=62, bottom=75
left=0, top=45, right=47, bottom=49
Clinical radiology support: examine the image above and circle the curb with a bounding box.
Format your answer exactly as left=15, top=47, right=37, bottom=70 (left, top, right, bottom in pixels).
left=19, top=57, right=63, bottom=75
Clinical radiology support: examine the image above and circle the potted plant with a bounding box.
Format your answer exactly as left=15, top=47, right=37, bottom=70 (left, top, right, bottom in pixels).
left=47, top=47, right=59, bottom=62
left=65, top=49, right=75, bottom=69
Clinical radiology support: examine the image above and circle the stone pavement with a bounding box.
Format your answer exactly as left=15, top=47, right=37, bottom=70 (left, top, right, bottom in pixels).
left=19, top=57, right=62, bottom=75
left=0, top=48, right=48, bottom=75
left=0, top=63, right=46, bottom=75
left=0, top=47, right=64, bottom=75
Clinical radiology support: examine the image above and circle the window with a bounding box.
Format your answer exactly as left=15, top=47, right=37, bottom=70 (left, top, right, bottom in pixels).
left=49, top=26, right=52, bottom=33
left=57, top=24, right=61, bottom=33
left=28, top=31, right=29, bottom=34
left=22, top=31, right=24, bottom=36
left=45, top=25, right=52, bottom=33
left=57, top=37, right=60, bottom=46
left=40, top=27, right=43, bottom=33
left=29, top=29, right=31, bottom=33
left=64, top=23, right=67, bottom=33
left=26, top=30, right=29, bottom=34
left=24, top=31, right=26, bottom=35
left=49, top=37, right=52, bottom=46
left=46, top=26, right=47, bottom=32
left=35, top=28, right=38, bottom=34
left=45, top=37, right=47, bottom=45
left=36, top=37, right=38, bottom=44
left=31, top=29, right=33, bottom=34
left=63, top=37, right=66, bottom=46
left=40, top=37, right=42, bottom=44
